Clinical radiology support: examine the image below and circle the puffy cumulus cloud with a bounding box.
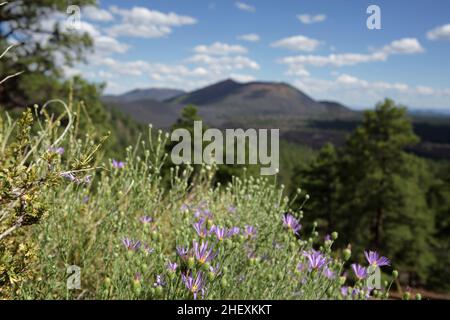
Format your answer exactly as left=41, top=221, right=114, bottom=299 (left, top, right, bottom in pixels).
left=427, top=24, right=450, bottom=41
left=293, top=73, right=450, bottom=109
left=106, top=6, right=197, bottom=38
left=229, top=73, right=256, bottom=82
left=235, top=2, right=255, bottom=13
left=297, top=14, right=326, bottom=24
left=380, top=38, right=424, bottom=55
left=278, top=38, right=424, bottom=71
left=280, top=52, right=386, bottom=67
left=193, top=42, right=248, bottom=55
left=82, top=6, right=114, bottom=22
left=91, top=57, right=206, bottom=78
left=70, top=21, right=129, bottom=55
left=187, top=54, right=260, bottom=71
left=271, top=35, right=322, bottom=52
left=237, top=33, right=260, bottom=42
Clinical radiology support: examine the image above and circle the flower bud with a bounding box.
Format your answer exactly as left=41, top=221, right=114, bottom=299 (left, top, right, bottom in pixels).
left=415, top=293, right=422, bottom=300
left=188, top=257, right=196, bottom=269
left=331, top=232, right=338, bottom=240
left=339, top=276, right=346, bottom=285
left=402, top=291, right=411, bottom=300
left=220, top=278, right=228, bottom=288
left=392, top=270, right=398, bottom=279
left=208, top=272, right=215, bottom=281
left=343, top=248, right=351, bottom=261
left=104, top=277, right=111, bottom=288
left=151, top=231, right=158, bottom=241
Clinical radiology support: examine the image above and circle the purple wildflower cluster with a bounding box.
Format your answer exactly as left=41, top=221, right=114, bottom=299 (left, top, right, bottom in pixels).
left=282, top=213, right=302, bottom=235
left=192, top=218, right=242, bottom=241
left=112, top=159, right=125, bottom=169
left=122, top=237, right=154, bottom=254
left=302, top=249, right=327, bottom=270
left=182, top=272, right=206, bottom=300
left=48, top=146, right=65, bottom=155
left=350, top=250, right=390, bottom=281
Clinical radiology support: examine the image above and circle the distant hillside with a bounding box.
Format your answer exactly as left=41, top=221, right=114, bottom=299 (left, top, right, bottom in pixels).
left=104, top=88, right=184, bottom=103
left=102, top=79, right=357, bottom=129
left=168, top=79, right=356, bottom=126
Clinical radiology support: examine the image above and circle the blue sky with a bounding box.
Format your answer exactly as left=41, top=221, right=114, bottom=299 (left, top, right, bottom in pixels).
left=70, top=0, right=450, bottom=109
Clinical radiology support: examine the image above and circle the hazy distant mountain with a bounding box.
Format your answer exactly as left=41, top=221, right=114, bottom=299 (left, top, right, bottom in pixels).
left=102, top=79, right=356, bottom=128
left=104, top=88, right=185, bottom=103
left=167, top=79, right=356, bottom=126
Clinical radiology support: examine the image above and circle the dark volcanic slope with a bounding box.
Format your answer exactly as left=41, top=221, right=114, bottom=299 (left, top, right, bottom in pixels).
left=102, top=79, right=357, bottom=129
left=168, top=79, right=356, bottom=126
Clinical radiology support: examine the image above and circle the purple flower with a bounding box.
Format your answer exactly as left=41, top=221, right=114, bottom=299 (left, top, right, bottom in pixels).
left=193, top=218, right=209, bottom=238
left=194, top=207, right=213, bottom=220
left=176, top=246, right=189, bottom=260
left=351, top=263, right=368, bottom=280
left=83, top=175, right=92, bottom=184
left=112, top=159, right=125, bottom=169
left=341, top=286, right=349, bottom=297
left=167, top=261, right=178, bottom=272
left=212, top=226, right=227, bottom=241
left=244, top=225, right=257, bottom=238
left=122, top=238, right=141, bottom=251
left=193, top=240, right=217, bottom=264
left=322, top=266, right=335, bottom=279
left=226, top=227, right=240, bottom=237
left=49, top=146, right=65, bottom=155
left=60, top=172, right=77, bottom=182
left=209, top=264, right=221, bottom=276
left=296, top=262, right=305, bottom=272
left=144, top=243, right=154, bottom=254
left=324, top=234, right=331, bottom=242
left=82, top=196, right=89, bottom=203
left=364, top=250, right=390, bottom=267
left=282, top=214, right=302, bottom=234
left=139, top=216, right=153, bottom=224
left=153, top=274, right=166, bottom=287
left=303, top=250, right=327, bottom=270
left=182, top=272, right=205, bottom=300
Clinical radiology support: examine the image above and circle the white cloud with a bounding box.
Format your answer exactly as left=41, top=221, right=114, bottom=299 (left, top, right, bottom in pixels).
left=229, top=73, right=256, bottom=82
left=193, top=42, right=248, bottom=55
left=272, top=35, right=322, bottom=52
left=297, top=14, right=326, bottom=24
left=107, top=6, right=197, bottom=38
left=82, top=6, right=114, bottom=22
left=187, top=54, right=260, bottom=71
left=280, top=52, right=386, bottom=67
left=427, top=24, right=450, bottom=41
left=293, top=73, right=450, bottom=109
left=95, top=35, right=129, bottom=54
left=278, top=38, right=424, bottom=71
left=380, top=38, right=424, bottom=55
left=237, top=33, right=260, bottom=42
left=235, top=2, right=255, bottom=13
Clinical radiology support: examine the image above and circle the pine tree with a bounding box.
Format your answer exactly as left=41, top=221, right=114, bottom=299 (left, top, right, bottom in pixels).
left=0, top=0, right=96, bottom=108
left=339, top=99, right=435, bottom=282
left=293, top=143, right=341, bottom=232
